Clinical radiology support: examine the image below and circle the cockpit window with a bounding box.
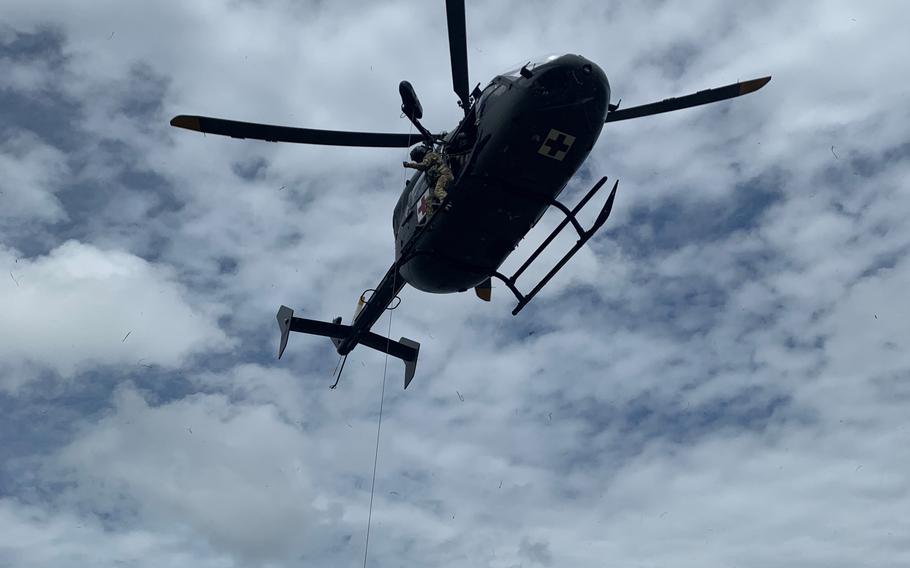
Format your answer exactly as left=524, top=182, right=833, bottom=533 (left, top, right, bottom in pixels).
left=476, top=81, right=505, bottom=116
left=500, top=53, right=562, bottom=77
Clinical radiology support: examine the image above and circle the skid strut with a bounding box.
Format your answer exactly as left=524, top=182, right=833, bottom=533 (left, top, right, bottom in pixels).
left=492, top=176, right=618, bottom=315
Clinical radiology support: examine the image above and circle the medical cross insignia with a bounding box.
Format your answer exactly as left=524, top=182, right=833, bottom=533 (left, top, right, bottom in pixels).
left=416, top=190, right=430, bottom=223
left=538, top=129, right=576, bottom=161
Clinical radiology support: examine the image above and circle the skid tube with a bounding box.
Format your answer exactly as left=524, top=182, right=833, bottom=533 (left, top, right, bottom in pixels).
left=492, top=176, right=618, bottom=315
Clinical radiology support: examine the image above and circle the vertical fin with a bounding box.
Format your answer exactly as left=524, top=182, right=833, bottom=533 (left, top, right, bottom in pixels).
left=277, top=305, right=294, bottom=358
left=330, top=317, right=343, bottom=349
left=400, top=338, right=420, bottom=389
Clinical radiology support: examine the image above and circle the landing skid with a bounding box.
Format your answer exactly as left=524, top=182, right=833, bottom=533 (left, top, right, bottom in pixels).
left=493, top=176, right=618, bottom=315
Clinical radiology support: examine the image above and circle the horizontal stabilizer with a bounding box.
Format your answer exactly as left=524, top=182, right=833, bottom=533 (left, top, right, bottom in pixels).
left=276, top=305, right=420, bottom=388
left=605, top=76, right=770, bottom=123
left=171, top=115, right=428, bottom=148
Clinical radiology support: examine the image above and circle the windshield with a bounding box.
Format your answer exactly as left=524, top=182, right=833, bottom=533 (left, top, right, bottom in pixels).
left=500, top=53, right=562, bottom=77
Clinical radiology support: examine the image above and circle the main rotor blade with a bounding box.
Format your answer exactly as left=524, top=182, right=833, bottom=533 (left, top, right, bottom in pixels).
left=170, top=115, right=426, bottom=148
left=445, top=0, right=470, bottom=110
left=605, top=76, right=771, bottom=123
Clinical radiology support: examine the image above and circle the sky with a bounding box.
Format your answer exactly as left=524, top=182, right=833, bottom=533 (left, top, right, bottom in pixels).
left=2, top=0, right=910, bottom=566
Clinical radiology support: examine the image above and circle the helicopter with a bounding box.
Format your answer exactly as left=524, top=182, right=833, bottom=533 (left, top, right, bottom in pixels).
left=170, top=0, right=770, bottom=389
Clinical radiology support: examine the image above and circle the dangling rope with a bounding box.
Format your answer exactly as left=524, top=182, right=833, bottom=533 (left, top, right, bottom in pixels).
left=361, top=280, right=393, bottom=568
left=362, top=125, right=412, bottom=568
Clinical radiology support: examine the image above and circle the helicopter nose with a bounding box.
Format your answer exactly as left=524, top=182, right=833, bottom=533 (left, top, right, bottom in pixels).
left=530, top=55, right=610, bottom=119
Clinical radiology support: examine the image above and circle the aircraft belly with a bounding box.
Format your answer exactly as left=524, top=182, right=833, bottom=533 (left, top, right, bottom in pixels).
left=399, top=178, right=554, bottom=294
left=399, top=255, right=485, bottom=293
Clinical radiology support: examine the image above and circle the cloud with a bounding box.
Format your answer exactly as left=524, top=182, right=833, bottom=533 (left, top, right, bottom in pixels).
left=43, top=385, right=345, bottom=563
left=520, top=536, right=553, bottom=566
left=0, top=131, right=70, bottom=225
left=0, top=241, right=229, bottom=389
left=0, top=498, right=236, bottom=568
left=1, top=0, right=910, bottom=567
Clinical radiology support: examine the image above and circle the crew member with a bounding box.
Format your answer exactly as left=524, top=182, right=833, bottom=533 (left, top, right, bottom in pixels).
left=403, top=146, right=453, bottom=219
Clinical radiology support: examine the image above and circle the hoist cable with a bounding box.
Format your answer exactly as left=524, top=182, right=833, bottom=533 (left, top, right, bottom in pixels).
left=362, top=125, right=412, bottom=568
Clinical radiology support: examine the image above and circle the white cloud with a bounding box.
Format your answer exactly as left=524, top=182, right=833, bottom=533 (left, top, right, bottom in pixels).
left=0, top=498, right=236, bottom=568
left=1, top=0, right=910, bottom=567
left=0, top=131, right=69, bottom=224
left=0, top=241, right=230, bottom=389
left=47, top=385, right=338, bottom=564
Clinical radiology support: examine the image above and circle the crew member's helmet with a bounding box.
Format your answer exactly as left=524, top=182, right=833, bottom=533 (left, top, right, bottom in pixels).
left=410, top=145, right=430, bottom=163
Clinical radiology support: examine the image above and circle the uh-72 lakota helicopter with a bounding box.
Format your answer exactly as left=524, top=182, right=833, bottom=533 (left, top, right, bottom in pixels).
left=170, top=0, right=770, bottom=389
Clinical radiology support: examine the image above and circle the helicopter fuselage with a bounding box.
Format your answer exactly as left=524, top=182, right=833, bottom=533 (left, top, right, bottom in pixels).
left=393, top=54, right=610, bottom=293
left=168, top=0, right=769, bottom=382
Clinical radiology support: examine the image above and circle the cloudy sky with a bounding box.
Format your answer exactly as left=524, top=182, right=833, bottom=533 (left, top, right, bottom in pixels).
left=2, top=1, right=910, bottom=566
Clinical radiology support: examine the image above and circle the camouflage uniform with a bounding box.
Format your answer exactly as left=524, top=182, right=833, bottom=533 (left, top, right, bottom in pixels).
left=403, top=151, right=453, bottom=218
